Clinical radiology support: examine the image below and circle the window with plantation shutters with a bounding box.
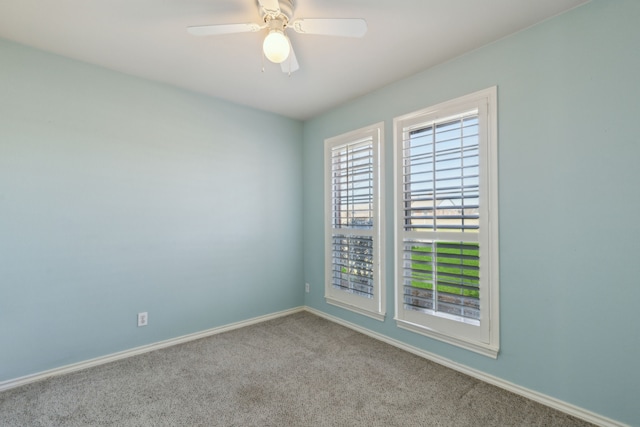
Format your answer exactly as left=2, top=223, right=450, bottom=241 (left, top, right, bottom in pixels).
left=394, top=88, right=499, bottom=358
left=325, top=123, right=385, bottom=320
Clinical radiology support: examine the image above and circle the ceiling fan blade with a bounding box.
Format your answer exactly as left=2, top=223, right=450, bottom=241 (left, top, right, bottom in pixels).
left=290, top=18, right=367, bottom=37
left=187, top=23, right=262, bottom=36
left=281, top=38, right=299, bottom=74
left=258, top=0, right=281, bottom=17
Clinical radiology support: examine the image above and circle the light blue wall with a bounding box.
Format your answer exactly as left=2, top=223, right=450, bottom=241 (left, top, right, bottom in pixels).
left=0, top=39, right=304, bottom=381
left=2, top=0, right=639, bottom=424
left=303, top=1, right=639, bottom=425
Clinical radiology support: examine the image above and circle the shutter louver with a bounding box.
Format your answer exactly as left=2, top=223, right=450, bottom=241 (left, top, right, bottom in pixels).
left=331, top=139, right=374, bottom=229
left=403, top=113, right=480, bottom=232
left=402, top=239, right=480, bottom=324
left=331, top=234, right=374, bottom=297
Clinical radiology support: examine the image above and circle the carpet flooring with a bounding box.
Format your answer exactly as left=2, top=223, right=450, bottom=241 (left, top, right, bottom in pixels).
left=0, top=311, right=595, bottom=426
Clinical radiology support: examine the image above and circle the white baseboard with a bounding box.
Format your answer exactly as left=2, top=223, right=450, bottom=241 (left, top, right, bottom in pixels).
left=0, top=306, right=304, bottom=393
left=0, top=305, right=626, bottom=427
left=304, top=307, right=626, bottom=427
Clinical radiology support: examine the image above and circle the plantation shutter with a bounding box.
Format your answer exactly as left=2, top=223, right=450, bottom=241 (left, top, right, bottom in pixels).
left=401, top=110, right=482, bottom=324
left=330, top=138, right=375, bottom=298
left=394, top=88, right=498, bottom=357
left=325, top=122, right=384, bottom=320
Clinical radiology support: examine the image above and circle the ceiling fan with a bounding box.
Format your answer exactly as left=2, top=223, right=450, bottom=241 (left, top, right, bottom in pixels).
left=187, top=0, right=367, bottom=74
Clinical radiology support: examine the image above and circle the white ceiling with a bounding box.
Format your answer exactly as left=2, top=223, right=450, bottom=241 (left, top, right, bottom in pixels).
left=0, top=0, right=588, bottom=120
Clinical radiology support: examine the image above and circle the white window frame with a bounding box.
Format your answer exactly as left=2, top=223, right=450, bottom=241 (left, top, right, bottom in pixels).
left=324, top=122, right=385, bottom=321
left=393, top=88, right=499, bottom=358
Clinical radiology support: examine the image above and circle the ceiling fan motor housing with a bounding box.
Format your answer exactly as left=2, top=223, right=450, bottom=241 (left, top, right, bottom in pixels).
left=259, top=0, right=294, bottom=23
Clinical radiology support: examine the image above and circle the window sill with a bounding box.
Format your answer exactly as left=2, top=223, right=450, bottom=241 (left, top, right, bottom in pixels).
left=396, top=319, right=499, bottom=359
left=326, top=298, right=386, bottom=322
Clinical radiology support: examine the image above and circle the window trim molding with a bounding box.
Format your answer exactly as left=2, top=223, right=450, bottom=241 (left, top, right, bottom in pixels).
left=325, top=297, right=386, bottom=322
left=324, top=122, right=386, bottom=321
left=393, top=87, right=499, bottom=358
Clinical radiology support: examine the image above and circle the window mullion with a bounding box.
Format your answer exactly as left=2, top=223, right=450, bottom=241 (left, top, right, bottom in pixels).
left=459, top=118, right=465, bottom=232
left=431, top=125, right=439, bottom=314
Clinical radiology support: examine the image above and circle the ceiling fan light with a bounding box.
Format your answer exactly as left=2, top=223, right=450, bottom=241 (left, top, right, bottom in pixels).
left=263, top=30, right=290, bottom=63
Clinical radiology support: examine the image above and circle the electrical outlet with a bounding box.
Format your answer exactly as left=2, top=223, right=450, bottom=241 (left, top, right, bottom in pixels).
left=305, top=283, right=310, bottom=293
left=137, top=312, right=148, bottom=327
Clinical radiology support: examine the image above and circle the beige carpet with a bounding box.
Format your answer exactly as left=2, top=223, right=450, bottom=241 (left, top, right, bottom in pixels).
left=0, top=311, right=594, bottom=426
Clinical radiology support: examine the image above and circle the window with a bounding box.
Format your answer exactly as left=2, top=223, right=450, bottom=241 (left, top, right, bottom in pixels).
left=325, top=122, right=385, bottom=320
left=394, top=88, right=499, bottom=357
